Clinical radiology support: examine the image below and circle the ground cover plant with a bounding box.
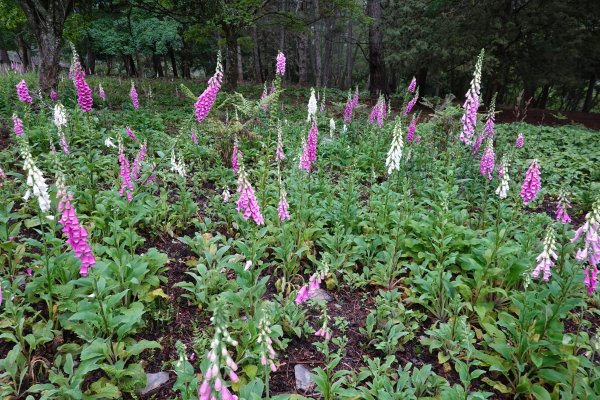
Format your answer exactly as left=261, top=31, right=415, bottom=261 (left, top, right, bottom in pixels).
left=1, top=48, right=600, bottom=400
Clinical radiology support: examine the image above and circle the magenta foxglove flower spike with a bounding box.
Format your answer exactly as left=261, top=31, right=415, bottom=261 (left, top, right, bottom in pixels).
left=72, top=60, right=93, bottom=112
left=278, top=190, right=290, bottom=222
left=299, top=121, right=318, bottom=172
left=555, top=190, right=572, bottom=224
left=98, top=84, right=106, bottom=101
left=460, top=49, right=484, bottom=145
left=276, top=51, right=286, bottom=76
left=130, top=81, right=139, bottom=110
left=232, top=139, right=239, bottom=173
left=404, top=88, right=419, bottom=115
left=195, top=52, right=223, bottom=124
left=516, top=133, right=524, bottom=148
left=50, top=89, right=58, bottom=102
left=236, top=158, right=264, bottom=225
left=275, top=122, right=285, bottom=161
left=125, top=127, right=137, bottom=142
left=408, top=77, right=416, bottom=93
left=520, top=159, right=541, bottom=204
left=16, top=80, right=33, bottom=104
left=314, top=310, right=332, bottom=340
left=295, top=264, right=329, bottom=305
left=118, top=138, right=134, bottom=201
left=131, top=141, right=147, bottom=181
left=571, top=198, right=600, bottom=274
left=531, top=226, right=558, bottom=282
left=407, top=117, right=417, bottom=142
left=479, top=139, right=495, bottom=180
left=12, top=114, right=23, bottom=137
left=57, top=177, right=96, bottom=276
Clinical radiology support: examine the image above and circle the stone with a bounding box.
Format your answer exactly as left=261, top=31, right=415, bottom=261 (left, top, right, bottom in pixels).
left=139, top=372, right=170, bottom=395
left=295, top=364, right=314, bottom=392
left=309, top=288, right=332, bottom=302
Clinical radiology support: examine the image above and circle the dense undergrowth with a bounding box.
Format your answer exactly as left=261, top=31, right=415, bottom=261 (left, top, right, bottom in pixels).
left=1, top=65, right=600, bottom=400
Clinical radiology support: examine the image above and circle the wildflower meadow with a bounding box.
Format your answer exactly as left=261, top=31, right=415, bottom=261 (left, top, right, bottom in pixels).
left=1, top=2, right=600, bottom=399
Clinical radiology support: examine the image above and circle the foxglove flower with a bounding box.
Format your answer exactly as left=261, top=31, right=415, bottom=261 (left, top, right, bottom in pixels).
left=555, top=190, right=572, bottom=224
left=16, top=80, right=33, bottom=104
left=298, top=138, right=311, bottom=172
left=125, top=127, right=137, bottom=142
left=21, top=146, right=51, bottom=212
left=314, top=311, right=332, bottom=340
left=53, top=104, right=70, bottom=154
left=369, top=95, right=386, bottom=128
left=276, top=51, right=286, bottom=76
left=343, top=88, right=359, bottom=124
left=195, top=52, right=223, bottom=124
left=307, top=88, right=317, bottom=122
left=495, top=157, right=510, bottom=199
left=404, top=89, right=419, bottom=115
left=57, top=177, right=96, bottom=276
left=295, top=265, right=329, bottom=305
left=299, top=121, right=318, bottom=171
left=531, top=227, right=558, bottom=282
left=480, top=139, right=495, bottom=180
left=278, top=190, right=290, bottom=222
left=329, top=118, right=336, bottom=138
left=275, top=123, right=285, bottom=161
left=0, top=168, right=6, bottom=186
left=98, top=84, right=106, bottom=101
left=170, top=150, right=186, bottom=177
left=73, top=61, right=93, bottom=112
left=104, top=137, right=116, bottom=148
left=131, top=141, right=147, bottom=181
left=584, top=266, right=598, bottom=295
left=260, top=83, right=268, bottom=111
left=460, top=49, right=484, bottom=145
left=386, top=119, right=404, bottom=175
left=482, top=95, right=496, bottom=140
left=12, top=114, right=23, bottom=137
left=53, top=103, right=67, bottom=128
left=129, top=81, right=139, bottom=109
left=118, top=139, right=134, bottom=201
left=408, top=77, right=416, bottom=93
left=571, top=198, right=600, bottom=270
left=516, top=133, right=524, bottom=148
left=257, top=312, right=278, bottom=372
left=232, top=140, right=239, bottom=173
left=236, top=159, right=264, bottom=225
left=222, top=187, right=231, bottom=202
left=199, top=308, right=240, bottom=400
left=520, top=159, right=541, bottom=204
left=50, top=89, right=58, bottom=102
left=407, top=117, right=417, bottom=142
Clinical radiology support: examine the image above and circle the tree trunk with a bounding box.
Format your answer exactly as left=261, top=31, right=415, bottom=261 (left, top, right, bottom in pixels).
left=223, top=27, right=238, bottom=88
left=181, top=39, right=191, bottom=78
left=135, top=52, right=144, bottom=77
left=313, top=0, right=322, bottom=87
left=16, top=35, right=30, bottom=71
left=582, top=73, right=596, bottom=112
left=168, top=47, right=178, bottom=78
left=417, top=67, right=427, bottom=93
left=128, top=55, right=137, bottom=77
left=297, top=32, right=308, bottom=85
left=252, top=27, right=263, bottom=83
left=107, top=57, right=112, bottom=75
left=0, top=49, right=9, bottom=65
left=322, top=17, right=334, bottom=87
left=344, top=17, right=353, bottom=89
left=152, top=53, right=164, bottom=77
left=236, top=43, right=244, bottom=83
left=538, top=84, right=551, bottom=110
left=86, top=34, right=95, bottom=74
left=18, top=0, right=74, bottom=92
left=366, top=0, right=386, bottom=96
